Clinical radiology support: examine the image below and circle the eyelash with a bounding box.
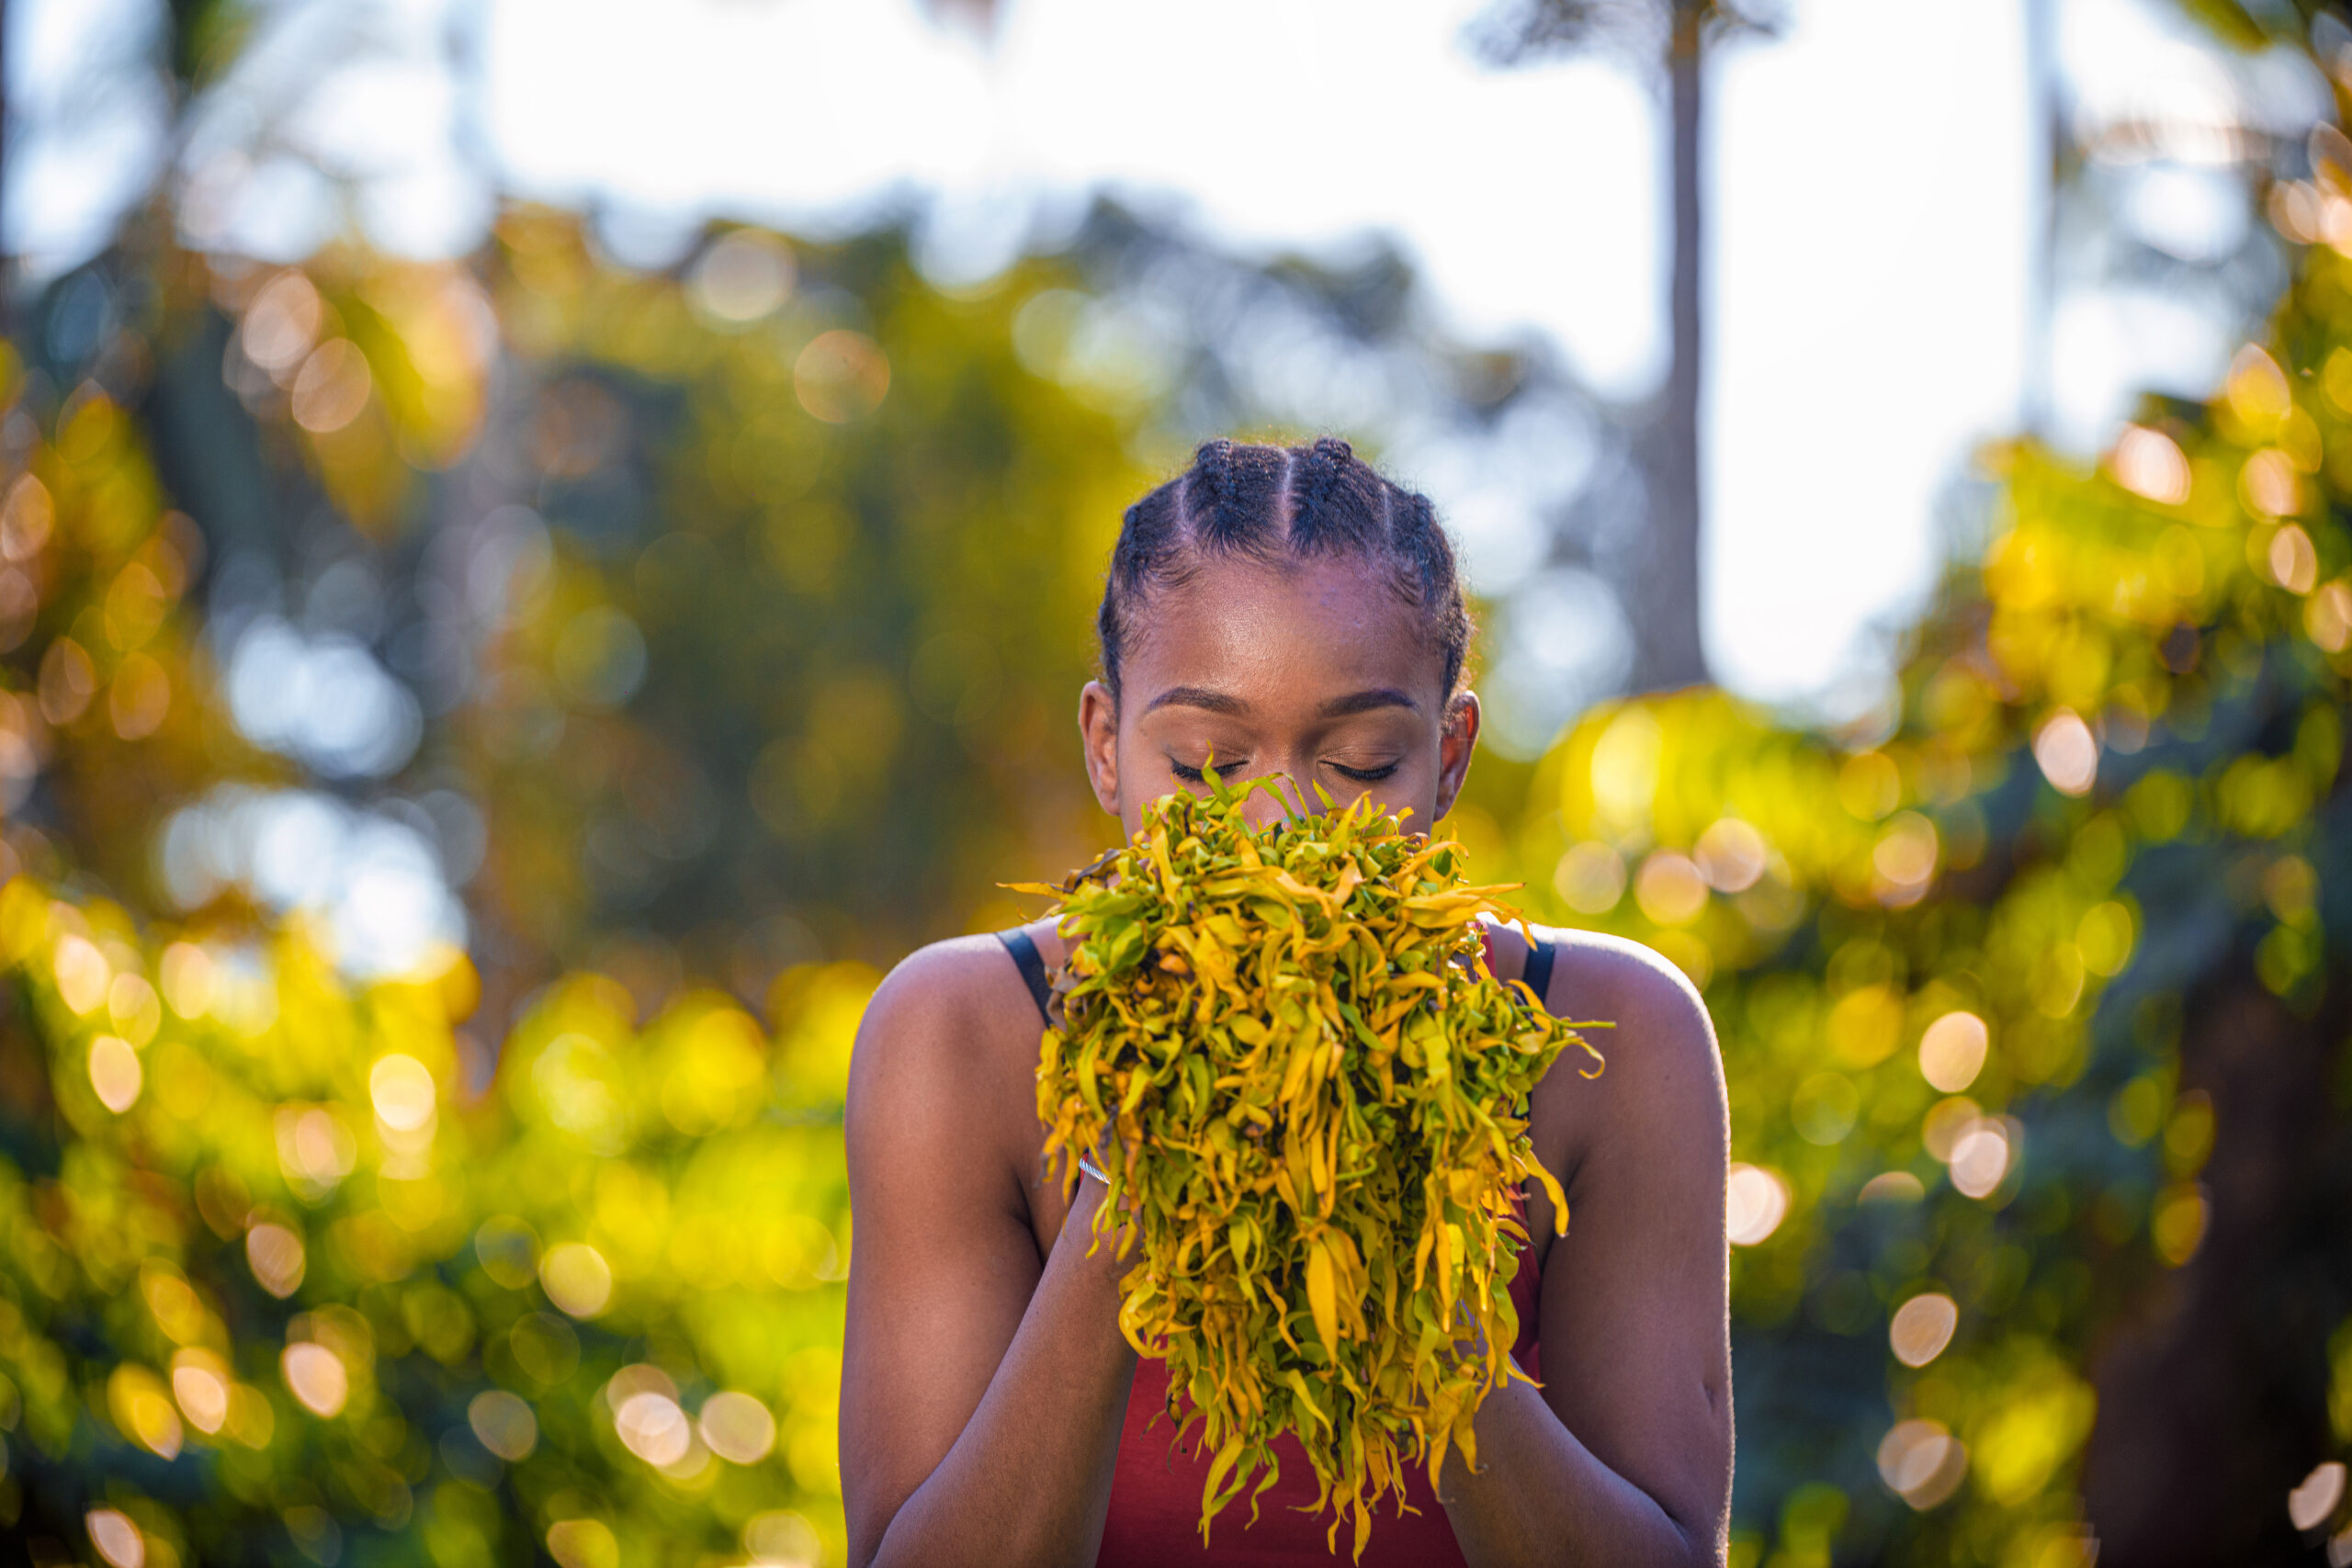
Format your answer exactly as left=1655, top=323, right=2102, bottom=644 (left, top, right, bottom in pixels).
left=1170, top=759, right=1399, bottom=784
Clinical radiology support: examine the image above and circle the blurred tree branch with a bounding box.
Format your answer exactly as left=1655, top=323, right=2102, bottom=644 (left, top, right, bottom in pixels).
left=921, top=0, right=1001, bottom=44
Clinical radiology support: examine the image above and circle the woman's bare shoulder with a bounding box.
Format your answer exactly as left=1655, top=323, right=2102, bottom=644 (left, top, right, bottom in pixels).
left=869, top=929, right=1043, bottom=1018
left=846, top=928, right=1055, bottom=1126
left=1542, top=927, right=1710, bottom=1032
left=1527, top=926, right=1727, bottom=1150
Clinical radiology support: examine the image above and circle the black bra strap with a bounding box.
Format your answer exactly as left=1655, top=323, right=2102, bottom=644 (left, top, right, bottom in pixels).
left=995, top=929, right=1054, bottom=1022
left=1521, top=931, right=1556, bottom=1007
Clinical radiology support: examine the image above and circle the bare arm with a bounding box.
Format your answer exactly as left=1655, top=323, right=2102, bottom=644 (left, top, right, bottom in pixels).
left=839, top=942, right=1139, bottom=1568
left=1438, top=936, right=1735, bottom=1568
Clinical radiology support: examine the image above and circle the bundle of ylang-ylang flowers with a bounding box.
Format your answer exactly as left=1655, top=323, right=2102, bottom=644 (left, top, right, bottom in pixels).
left=1014, top=770, right=1605, bottom=1559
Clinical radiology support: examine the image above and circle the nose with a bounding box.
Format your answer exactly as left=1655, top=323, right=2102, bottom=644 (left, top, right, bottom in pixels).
left=1234, top=770, right=1313, bottom=829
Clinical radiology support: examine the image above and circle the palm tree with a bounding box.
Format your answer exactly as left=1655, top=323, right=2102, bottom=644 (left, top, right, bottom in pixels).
left=1471, top=0, right=1774, bottom=695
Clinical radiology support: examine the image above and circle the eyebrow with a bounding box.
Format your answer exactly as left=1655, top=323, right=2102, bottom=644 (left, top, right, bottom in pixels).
left=1139, top=686, right=1420, bottom=718
left=1317, top=687, right=1419, bottom=718
left=1143, top=686, right=1250, bottom=716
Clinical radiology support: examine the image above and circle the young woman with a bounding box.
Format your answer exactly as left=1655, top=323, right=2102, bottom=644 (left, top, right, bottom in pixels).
left=841, top=438, right=1732, bottom=1567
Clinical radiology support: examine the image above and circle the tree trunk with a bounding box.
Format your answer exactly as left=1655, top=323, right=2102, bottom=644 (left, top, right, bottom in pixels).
left=1633, top=8, right=1710, bottom=694
left=1, top=0, right=11, bottom=339
left=2079, top=964, right=2352, bottom=1563
left=2022, top=0, right=2059, bottom=437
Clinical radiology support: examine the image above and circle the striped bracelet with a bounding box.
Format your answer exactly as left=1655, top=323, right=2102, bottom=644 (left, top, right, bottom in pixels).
left=1077, top=1151, right=1111, bottom=1184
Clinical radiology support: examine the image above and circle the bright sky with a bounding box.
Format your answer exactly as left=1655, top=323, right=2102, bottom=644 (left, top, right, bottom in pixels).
left=1710, top=0, right=2030, bottom=708
left=9, top=0, right=2308, bottom=711
left=481, top=0, right=2044, bottom=706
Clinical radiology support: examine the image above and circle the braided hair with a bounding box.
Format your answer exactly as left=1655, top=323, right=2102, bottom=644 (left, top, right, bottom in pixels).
left=1096, top=436, right=1475, bottom=705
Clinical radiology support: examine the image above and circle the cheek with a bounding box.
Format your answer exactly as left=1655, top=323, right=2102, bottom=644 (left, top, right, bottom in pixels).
left=1400, top=748, right=1458, bottom=824
left=1395, top=777, right=1448, bottom=827
left=1325, top=761, right=1442, bottom=825
left=1107, top=731, right=1154, bottom=839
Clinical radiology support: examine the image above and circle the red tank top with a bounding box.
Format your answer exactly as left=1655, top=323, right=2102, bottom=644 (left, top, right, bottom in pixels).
left=1063, top=922, right=1553, bottom=1566
left=1094, top=1213, right=1543, bottom=1566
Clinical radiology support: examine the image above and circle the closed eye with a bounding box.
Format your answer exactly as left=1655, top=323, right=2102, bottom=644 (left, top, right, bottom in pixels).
left=1170, top=758, right=1395, bottom=784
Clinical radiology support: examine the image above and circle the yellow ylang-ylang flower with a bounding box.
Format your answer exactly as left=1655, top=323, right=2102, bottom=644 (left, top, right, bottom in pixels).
left=1014, top=768, right=1606, bottom=1560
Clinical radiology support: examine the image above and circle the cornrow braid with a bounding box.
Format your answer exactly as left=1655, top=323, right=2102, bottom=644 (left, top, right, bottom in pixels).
left=1183, top=438, right=1235, bottom=544
left=1095, top=435, right=1475, bottom=705
left=1396, top=492, right=1472, bottom=692
left=1285, top=436, right=1353, bottom=552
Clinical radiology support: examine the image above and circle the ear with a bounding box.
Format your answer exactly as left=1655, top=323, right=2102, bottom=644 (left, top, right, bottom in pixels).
left=1433, top=691, right=1479, bottom=821
left=1079, top=680, right=1123, bottom=818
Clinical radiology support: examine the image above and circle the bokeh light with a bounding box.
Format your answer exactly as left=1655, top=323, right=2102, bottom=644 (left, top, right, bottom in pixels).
left=290, top=339, right=373, bottom=433
left=547, top=1519, right=619, bottom=1568
left=2032, top=708, right=2099, bottom=796
left=2268, top=524, right=2320, bottom=593
left=698, top=1390, right=778, bottom=1464
left=1634, top=850, right=1709, bottom=926
left=469, top=1389, right=540, bottom=1461
left=86, top=1032, right=141, bottom=1111
left=281, top=1341, right=349, bottom=1417
left=54, top=932, right=109, bottom=1013
left=2305, top=581, right=2352, bottom=649
left=2242, top=448, right=2301, bottom=518
left=541, top=1241, right=614, bottom=1318
left=690, top=231, right=796, bottom=326
left=2113, top=423, right=2191, bottom=503
left=744, top=1510, right=823, bottom=1568
left=1923, top=1096, right=1982, bottom=1163
left=793, top=330, right=889, bottom=423
left=1552, top=841, right=1626, bottom=915
left=242, top=271, right=324, bottom=375
left=615, top=1390, right=692, bottom=1467
left=1888, top=1292, right=1959, bottom=1368
left=2291, top=1461, right=2346, bottom=1532
left=85, top=1509, right=144, bottom=1568
left=158, top=942, right=215, bottom=1016
left=170, top=1348, right=232, bottom=1435
left=1877, top=1419, right=1969, bottom=1510
left=245, top=1223, right=307, bottom=1299
left=2153, top=1182, right=2211, bottom=1267
left=1693, top=818, right=1768, bottom=893
left=276, top=1105, right=356, bottom=1193
left=1726, top=1163, right=1790, bottom=1247
left=1949, top=1117, right=2016, bottom=1200
left=370, top=1053, right=437, bottom=1131
left=108, top=973, right=160, bottom=1043
left=1860, top=1171, right=1926, bottom=1203
left=1870, top=812, right=1939, bottom=907
left=109, top=1365, right=184, bottom=1460
left=1918, top=1010, right=1990, bottom=1094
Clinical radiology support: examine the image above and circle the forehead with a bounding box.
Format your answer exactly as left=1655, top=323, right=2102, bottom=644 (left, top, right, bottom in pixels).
left=1123, top=553, right=1444, bottom=711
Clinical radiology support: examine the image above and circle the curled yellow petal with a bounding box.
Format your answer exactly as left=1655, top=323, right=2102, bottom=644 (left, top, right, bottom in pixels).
left=1307, top=1236, right=1340, bottom=1355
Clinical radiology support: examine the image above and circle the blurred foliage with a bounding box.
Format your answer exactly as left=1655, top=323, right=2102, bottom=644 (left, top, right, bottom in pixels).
left=132, top=214, right=1154, bottom=998
left=2, top=17, right=2352, bottom=1568
left=458, top=211, right=1146, bottom=982
left=0, top=866, right=867, bottom=1568
left=0, top=253, right=888, bottom=1564
left=1464, top=213, right=2352, bottom=1568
